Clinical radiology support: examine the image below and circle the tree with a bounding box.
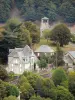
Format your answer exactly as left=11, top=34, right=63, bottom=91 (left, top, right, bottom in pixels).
left=6, top=85, right=19, bottom=97
left=0, top=66, right=8, bottom=80
left=20, top=82, right=34, bottom=100
left=56, top=86, right=74, bottom=100
left=52, top=67, right=68, bottom=86
left=5, top=18, right=21, bottom=32
left=0, top=80, right=7, bottom=100
left=29, top=95, right=52, bottom=100
left=41, top=79, right=56, bottom=100
left=0, top=38, right=9, bottom=64
left=3, top=96, right=17, bottom=100
left=59, top=2, right=75, bottom=23
left=0, top=0, right=11, bottom=22
left=18, top=75, right=28, bottom=87
left=24, top=21, right=40, bottom=44
left=27, top=74, right=40, bottom=89
left=35, top=77, right=56, bottom=100
left=37, top=59, right=47, bottom=69
left=55, top=43, right=64, bottom=66
left=2, top=18, right=21, bottom=49
left=68, top=71, right=75, bottom=97
left=46, top=43, right=64, bottom=66
left=3, top=20, right=32, bottom=48
left=50, top=24, right=71, bottom=47
left=15, top=25, right=32, bottom=46
left=43, top=29, right=51, bottom=41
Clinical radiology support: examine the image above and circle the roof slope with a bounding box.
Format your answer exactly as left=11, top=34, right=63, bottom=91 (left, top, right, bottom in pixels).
left=35, top=45, right=54, bottom=53
left=68, top=51, right=75, bottom=58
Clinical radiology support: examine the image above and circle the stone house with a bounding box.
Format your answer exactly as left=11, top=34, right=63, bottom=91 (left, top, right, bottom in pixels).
left=7, top=45, right=39, bottom=74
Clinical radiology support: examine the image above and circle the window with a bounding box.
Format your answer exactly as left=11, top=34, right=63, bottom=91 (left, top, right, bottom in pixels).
left=20, top=64, right=21, bottom=67
left=31, top=58, right=34, bottom=63
left=16, top=59, right=18, bottom=63
left=25, top=57, right=29, bottom=63
left=23, top=57, right=29, bottom=63
left=20, top=68, right=22, bottom=72
left=12, top=64, right=13, bottom=67
left=25, top=58, right=28, bottom=62
left=11, top=64, right=13, bottom=71
left=37, top=53, right=40, bottom=56
left=23, top=58, right=25, bottom=61
left=12, top=68, right=13, bottom=71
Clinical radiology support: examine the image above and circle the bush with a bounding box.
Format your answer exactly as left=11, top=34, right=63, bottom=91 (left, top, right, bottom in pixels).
left=52, top=67, right=68, bottom=86
left=3, top=96, right=17, bottom=100
left=0, top=66, right=8, bottom=80
left=6, top=85, right=19, bottom=97
left=56, top=86, right=74, bottom=100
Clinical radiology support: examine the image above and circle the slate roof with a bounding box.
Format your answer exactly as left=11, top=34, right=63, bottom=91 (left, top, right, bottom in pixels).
left=9, top=45, right=33, bottom=57
left=35, top=45, right=54, bottom=53
left=68, top=51, right=75, bottom=59
left=23, top=45, right=33, bottom=56
left=8, top=45, right=38, bottom=63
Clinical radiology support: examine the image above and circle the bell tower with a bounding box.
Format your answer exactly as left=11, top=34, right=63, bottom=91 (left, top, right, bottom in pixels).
left=40, top=17, right=50, bottom=37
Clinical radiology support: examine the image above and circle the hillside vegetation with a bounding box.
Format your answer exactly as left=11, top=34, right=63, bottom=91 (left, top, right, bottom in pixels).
left=0, top=0, right=75, bottom=23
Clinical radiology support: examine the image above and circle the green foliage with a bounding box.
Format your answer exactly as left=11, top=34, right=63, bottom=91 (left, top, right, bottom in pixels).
left=15, top=25, right=32, bottom=46
left=0, top=66, right=8, bottom=80
left=0, top=38, right=9, bottom=64
left=55, top=43, right=65, bottom=66
left=22, top=72, right=56, bottom=100
left=15, top=0, right=75, bottom=23
left=3, top=96, right=17, bottom=100
left=8, top=71, right=15, bottom=80
left=47, top=43, right=64, bottom=66
left=0, top=80, right=7, bottom=99
left=59, top=2, right=75, bottom=23
left=0, top=0, right=75, bottom=23
left=18, top=75, right=28, bottom=88
left=60, top=81, right=69, bottom=89
left=35, top=78, right=56, bottom=100
left=43, top=29, right=51, bottom=40
left=37, top=59, right=47, bottom=69
left=26, top=74, right=40, bottom=89
left=68, top=71, right=75, bottom=97
left=0, top=0, right=11, bottom=22
left=6, top=85, right=19, bottom=97
left=71, top=34, right=75, bottom=43
left=20, top=82, right=34, bottom=100
left=56, top=86, right=74, bottom=100
left=29, top=95, right=52, bottom=100
left=50, top=24, right=71, bottom=46
left=3, top=20, right=39, bottom=49
left=5, top=18, right=21, bottom=32
left=52, top=67, right=68, bottom=86
left=24, top=21, right=40, bottom=43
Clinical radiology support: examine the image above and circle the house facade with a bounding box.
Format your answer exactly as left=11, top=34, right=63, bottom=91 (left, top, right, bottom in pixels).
left=35, top=45, right=54, bottom=57
left=67, top=51, right=75, bottom=63
left=7, top=45, right=39, bottom=74
left=64, top=51, right=75, bottom=66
